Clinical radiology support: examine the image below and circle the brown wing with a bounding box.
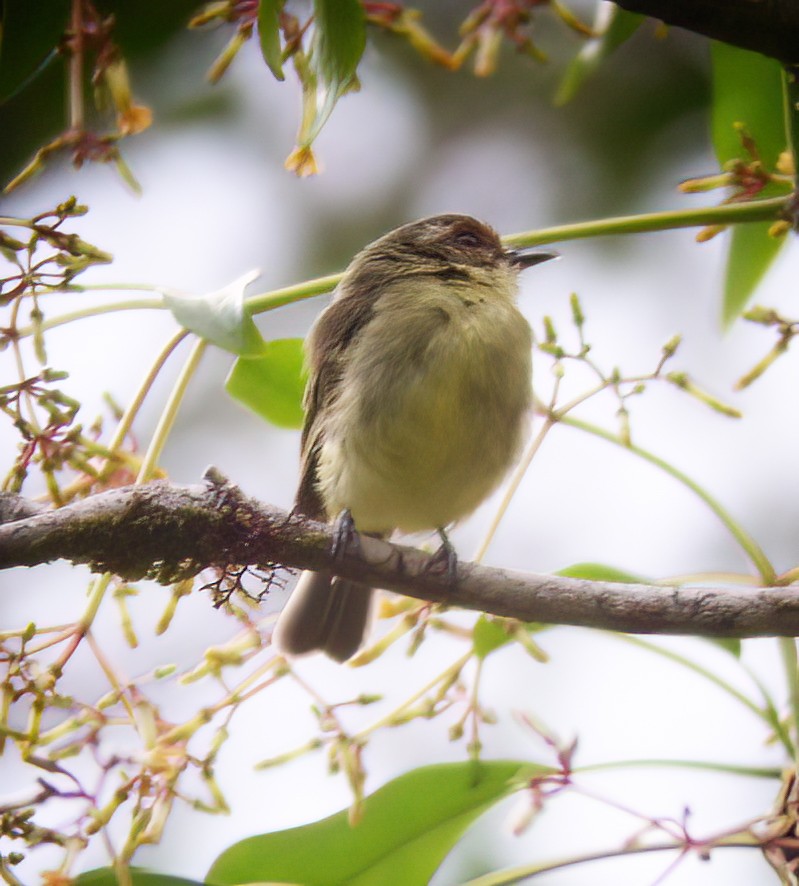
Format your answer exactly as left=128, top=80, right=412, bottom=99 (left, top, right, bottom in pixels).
left=294, top=282, right=377, bottom=519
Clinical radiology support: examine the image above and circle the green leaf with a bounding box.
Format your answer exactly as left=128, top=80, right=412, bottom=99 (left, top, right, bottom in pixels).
left=0, top=0, right=68, bottom=103
left=306, top=0, right=366, bottom=141
left=709, top=637, right=742, bottom=657
left=555, top=3, right=643, bottom=105
left=783, top=67, right=799, bottom=174
left=225, top=337, right=305, bottom=429
left=720, top=218, right=785, bottom=327
left=163, top=270, right=266, bottom=356
left=313, top=0, right=365, bottom=91
left=711, top=44, right=785, bottom=167
left=556, top=562, right=650, bottom=584
left=207, top=761, right=535, bottom=886
left=76, top=869, right=203, bottom=885
left=257, top=0, right=285, bottom=81
left=472, top=615, right=511, bottom=659
left=710, top=42, right=787, bottom=325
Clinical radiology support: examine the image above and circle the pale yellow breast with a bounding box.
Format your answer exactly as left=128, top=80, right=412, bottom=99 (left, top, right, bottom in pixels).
left=316, top=277, right=532, bottom=534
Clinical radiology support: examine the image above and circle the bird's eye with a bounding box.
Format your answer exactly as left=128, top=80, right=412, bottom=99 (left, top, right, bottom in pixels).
left=454, top=231, right=482, bottom=248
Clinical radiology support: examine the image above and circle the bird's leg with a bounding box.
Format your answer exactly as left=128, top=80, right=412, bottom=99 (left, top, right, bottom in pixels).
left=331, top=508, right=359, bottom=562
left=425, top=527, right=458, bottom=588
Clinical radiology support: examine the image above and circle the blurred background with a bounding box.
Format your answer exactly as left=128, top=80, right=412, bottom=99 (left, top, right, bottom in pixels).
left=1, top=1, right=798, bottom=882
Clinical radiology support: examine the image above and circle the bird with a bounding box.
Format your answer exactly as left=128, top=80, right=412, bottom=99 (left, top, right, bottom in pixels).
left=272, top=214, right=557, bottom=661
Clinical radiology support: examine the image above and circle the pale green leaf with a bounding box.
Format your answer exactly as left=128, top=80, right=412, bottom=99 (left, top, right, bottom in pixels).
left=313, top=0, right=365, bottom=91
left=472, top=615, right=511, bottom=659
left=556, top=562, right=650, bottom=584
left=206, top=761, right=535, bottom=886
left=721, top=221, right=785, bottom=327
left=257, top=0, right=285, bottom=80
left=306, top=0, right=366, bottom=141
left=710, top=42, right=786, bottom=324
left=225, top=337, right=305, bottom=429
left=163, top=269, right=266, bottom=356
left=555, top=3, right=643, bottom=106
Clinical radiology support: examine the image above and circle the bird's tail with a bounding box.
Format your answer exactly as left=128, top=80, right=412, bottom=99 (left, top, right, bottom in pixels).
left=272, top=570, right=374, bottom=662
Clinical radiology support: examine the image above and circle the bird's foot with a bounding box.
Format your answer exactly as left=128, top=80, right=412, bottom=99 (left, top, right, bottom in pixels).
left=331, top=509, right=359, bottom=562
left=425, top=528, right=458, bottom=588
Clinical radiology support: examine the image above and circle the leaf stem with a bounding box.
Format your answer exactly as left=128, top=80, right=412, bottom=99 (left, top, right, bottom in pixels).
left=473, top=416, right=556, bottom=563
left=107, top=330, right=190, bottom=456
left=352, top=651, right=472, bottom=742
left=462, top=835, right=759, bottom=886
left=50, top=573, right=113, bottom=674
left=10, top=198, right=788, bottom=342
left=245, top=272, right=342, bottom=315
left=56, top=330, right=190, bottom=502
left=576, top=757, right=781, bottom=779
left=559, top=415, right=776, bottom=584
left=68, top=0, right=85, bottom=132
left=779, top=637, right=799, bottom=767
left=617, top=634, right=793, bottom=757
left=503, top=196, right=789, bottom=248
left=245, top=199, right=790, bottom=313
left=136, top=337, right=208, bottom=483
left=15, top=299, right=166, bottom=339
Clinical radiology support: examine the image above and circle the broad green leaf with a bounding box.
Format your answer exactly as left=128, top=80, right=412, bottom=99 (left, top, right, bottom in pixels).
left=0, top=0, right=68, bottom=103
left=77, top=869, right=203, bottom=885
left=472, top=614, right=511, bottom=658
left=207, top=761, right=536, bottom=886
left=556, top=562, right=650, bottom=584
left=257, top=0, right=285, bottom=81
left=555, top=3, right=643, bottom=106
left=225, top=337, right=305, bottom=429
left=710, top=42, right=786, bottom=325
left=306, top=0, right=366, bottom=141
left=163, top=270, right=266, bottom=356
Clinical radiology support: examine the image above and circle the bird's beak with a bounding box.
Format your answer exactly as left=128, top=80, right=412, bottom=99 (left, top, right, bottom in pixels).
left=505, top=248, right=560, bottom=270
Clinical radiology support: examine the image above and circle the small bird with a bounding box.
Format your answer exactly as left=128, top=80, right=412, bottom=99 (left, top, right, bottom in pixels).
left=272, top=214, right=557, bottom=662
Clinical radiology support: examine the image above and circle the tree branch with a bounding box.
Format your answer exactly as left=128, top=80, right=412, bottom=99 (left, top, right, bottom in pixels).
left=613, top=0, right=799, bottom=64
left=2, top=469, right=798, bottom=638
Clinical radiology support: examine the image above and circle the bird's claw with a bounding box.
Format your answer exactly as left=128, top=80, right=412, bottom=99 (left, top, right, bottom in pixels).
left=331, top=509, right=359, bottom=562
left=425, top=528, right=458, bottom=588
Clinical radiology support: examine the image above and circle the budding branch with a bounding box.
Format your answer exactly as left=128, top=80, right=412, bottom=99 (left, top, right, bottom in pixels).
left=1, top=467, right=798, bottom=638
